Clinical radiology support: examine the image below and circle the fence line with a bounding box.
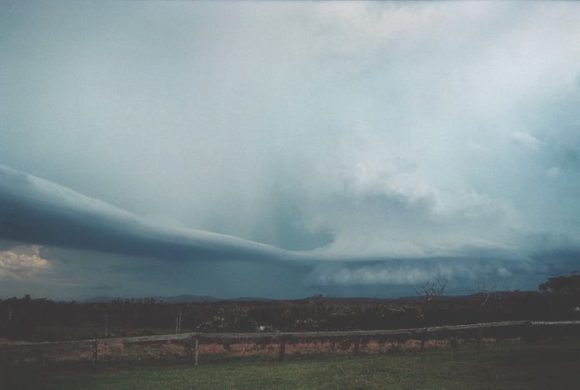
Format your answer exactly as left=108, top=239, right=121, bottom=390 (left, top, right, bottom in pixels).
left=2, top=320, right=580, bottom=367
left=4, top=320, right=580, bottom=349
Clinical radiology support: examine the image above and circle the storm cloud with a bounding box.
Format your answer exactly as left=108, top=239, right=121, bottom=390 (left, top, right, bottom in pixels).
left=0, top=164, right=294, bottom=263
left=2, top=1, right=580, bottom=298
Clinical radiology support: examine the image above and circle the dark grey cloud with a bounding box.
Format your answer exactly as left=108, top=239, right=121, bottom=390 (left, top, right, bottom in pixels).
left=0, top=164, right=563, bottom=299
left=2, top=1, right=580, bottom=298
left=0, top=165, right=295, bottom=263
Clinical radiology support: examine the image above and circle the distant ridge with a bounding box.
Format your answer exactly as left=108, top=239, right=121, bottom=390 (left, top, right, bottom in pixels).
left=84, top=295, right=275, bottom=303
left=81, top=291, right=539, bottom=304
left=84, top=295, right=219, bottom=303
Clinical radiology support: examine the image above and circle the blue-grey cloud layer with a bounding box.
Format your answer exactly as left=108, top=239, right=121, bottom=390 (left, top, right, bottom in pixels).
left=2, top=1, right=580, bottom=297
left=0, top=165, right=294, bottom=263
left=0, top=164, right=575, bottom=299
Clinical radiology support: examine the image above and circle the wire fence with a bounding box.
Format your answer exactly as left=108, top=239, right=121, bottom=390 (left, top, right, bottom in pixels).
left=2, top=320, right=579, bottom=369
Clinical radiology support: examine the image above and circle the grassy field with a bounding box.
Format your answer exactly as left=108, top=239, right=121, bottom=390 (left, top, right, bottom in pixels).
left=2, top=341, right=580, bottom=389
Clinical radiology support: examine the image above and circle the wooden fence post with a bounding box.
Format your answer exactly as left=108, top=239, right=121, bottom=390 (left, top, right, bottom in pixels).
left=420, top=328, right=427, bottom=352
left=104, top=314, right=109, bottom=337
left=193, top=335, right=199, bottom=367
left=524, top=320, right=535, bottom=343
left=278, top=338, right=286, bottom=361
left=450, top=335, right=458, bottom=350
left=37, top=350, right=45, bottom=368
left=353, top=338, right=360, bottom=355
left=91, top=340, right=98, bottom=372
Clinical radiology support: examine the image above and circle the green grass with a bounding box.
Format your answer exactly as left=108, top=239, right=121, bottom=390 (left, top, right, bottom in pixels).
left=3, top=341, right=580, bottom=389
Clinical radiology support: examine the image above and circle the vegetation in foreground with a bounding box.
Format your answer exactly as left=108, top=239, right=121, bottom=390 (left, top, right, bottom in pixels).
left=2, top=340, right=580, bottom=389
left=3, top=273, right=580, bottom=342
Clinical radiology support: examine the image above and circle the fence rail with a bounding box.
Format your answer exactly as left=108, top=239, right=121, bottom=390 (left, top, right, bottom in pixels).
left=2, top=320, right=580, bottom=368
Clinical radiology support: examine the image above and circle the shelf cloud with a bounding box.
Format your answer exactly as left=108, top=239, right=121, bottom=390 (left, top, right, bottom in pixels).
left=0, top=164, right=294, bottom=263
left=2, top=1, right=580, bottom=298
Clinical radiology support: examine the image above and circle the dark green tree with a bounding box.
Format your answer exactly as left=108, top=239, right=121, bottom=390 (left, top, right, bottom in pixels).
left=539, top=273, right=580, bottom=296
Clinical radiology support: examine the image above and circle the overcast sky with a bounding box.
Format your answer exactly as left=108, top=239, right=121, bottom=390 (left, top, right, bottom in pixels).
left=1, top=1, right=580, bottom=299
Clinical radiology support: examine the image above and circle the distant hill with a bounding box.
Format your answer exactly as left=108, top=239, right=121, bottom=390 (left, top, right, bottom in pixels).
left=84, top=295, right=275, bottom=303
left=84, top=295, right=220, bottom=303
